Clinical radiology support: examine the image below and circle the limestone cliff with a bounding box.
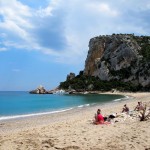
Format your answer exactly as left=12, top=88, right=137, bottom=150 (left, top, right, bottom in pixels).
left=84, top=34, right=150, bottom=87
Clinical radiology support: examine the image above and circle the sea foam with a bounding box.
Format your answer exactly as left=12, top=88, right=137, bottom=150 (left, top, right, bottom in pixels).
left=0, top=108, right=73, bottom=121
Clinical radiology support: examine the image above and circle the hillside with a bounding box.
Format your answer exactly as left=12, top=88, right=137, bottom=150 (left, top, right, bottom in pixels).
left=59, top=34, right=150, bottom=92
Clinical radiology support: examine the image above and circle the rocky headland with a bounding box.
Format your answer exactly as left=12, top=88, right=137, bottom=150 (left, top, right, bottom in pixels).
left=30, top=34, right=150, bottom=94
left=59, top=34, right=150, bottom=92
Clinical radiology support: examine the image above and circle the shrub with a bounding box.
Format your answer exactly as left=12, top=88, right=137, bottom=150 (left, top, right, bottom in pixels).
left=59, top=75, right=147, bottom=92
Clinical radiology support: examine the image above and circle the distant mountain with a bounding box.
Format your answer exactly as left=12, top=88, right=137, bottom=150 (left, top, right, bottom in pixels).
left=59, top=34, right=150, bottom=92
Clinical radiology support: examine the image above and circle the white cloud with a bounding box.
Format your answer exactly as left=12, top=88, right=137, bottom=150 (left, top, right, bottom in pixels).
left=0, top=0, right=59, bottom=55
left=0, top=20, right=30, bottom=40
left=35, top=0, right=61, bottom=18
left=0, top=0, right=32, bottom=26
left=36, top=6, right=53, bottom=18
left=0, top=47, right=7, bottom=51
left=0, top=0, right=34, bottom=48
left=86, top=2, right=118, bottom=17
left=12, top=69, right=20, bottom=72
left=0, top=0, right=150, bottom=64
left=0, top=33, right=7, bottom=38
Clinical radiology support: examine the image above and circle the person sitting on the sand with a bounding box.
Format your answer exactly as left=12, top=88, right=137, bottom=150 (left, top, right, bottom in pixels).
left=122, top=104, right=129, bottom=113
left=94, top=109, right=101, bottom=121
left=134, top=102, right=144, bottom=111
left=93, top=109, right=109, bottom=124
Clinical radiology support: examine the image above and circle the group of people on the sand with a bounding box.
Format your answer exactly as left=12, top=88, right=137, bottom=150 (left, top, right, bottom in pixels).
left=122, top=101, right=145, bottom=113
left=93, top=101, right=146, bottom=125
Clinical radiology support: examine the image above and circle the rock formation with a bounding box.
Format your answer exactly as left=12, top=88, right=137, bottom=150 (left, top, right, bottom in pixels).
left=29, top=85, right=48, bottom=94
left=31, top=34, right=150, bottom=93
left=84, top=34, right=150, bottom=87
left=66, top=72, right=75, bottom=81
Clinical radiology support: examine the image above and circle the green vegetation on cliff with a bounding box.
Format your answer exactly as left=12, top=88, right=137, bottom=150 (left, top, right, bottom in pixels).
left=59, top=34, right=150, bottom=92
left=134, top=36, right=150, bottom=61
left=59, top=74, right=147, bottom=92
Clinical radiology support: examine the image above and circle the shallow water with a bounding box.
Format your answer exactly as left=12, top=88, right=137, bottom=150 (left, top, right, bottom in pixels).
left=0, top=91, right=125, bottom=120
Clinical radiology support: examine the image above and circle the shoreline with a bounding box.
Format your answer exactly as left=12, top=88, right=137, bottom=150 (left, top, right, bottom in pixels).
left=0, top=93, right=125, bottom=122
left=0, top=92, right=147, bottom=132
left=0, top=94, right=127, bottom=134
left=0, top=92, right=150, bottom=150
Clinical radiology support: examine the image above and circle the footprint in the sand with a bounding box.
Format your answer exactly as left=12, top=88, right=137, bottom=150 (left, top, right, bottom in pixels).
left=0, top=123, right=5, bottom=127
left=55, top=145, right=80, bottom=150
left=42, top=139, right=54, bottom=148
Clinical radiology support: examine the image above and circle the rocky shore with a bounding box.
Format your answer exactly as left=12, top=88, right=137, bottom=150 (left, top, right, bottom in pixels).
left=29, top=85, right=102, bottom=95
left=29, top=85, right=58, bottom=94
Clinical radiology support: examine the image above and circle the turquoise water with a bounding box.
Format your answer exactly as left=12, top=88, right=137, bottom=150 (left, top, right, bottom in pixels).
left=0, top=91, right=125, bottom=120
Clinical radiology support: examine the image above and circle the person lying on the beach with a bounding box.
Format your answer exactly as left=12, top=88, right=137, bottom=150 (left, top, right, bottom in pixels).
left=109, top=113, right=118, bottom=119
left=122, top=104, right=129, bottom=113
left=93, top=109, right=110, bottom=125
left=103, top=113, right=121, bottom=122
left=134, top=102, right=144, bottom=111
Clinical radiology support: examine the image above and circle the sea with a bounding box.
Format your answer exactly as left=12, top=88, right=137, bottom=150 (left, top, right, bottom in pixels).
left=0, top=91, right=127, bottom=121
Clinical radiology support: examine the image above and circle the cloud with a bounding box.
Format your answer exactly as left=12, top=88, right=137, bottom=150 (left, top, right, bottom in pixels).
left=0, top=0, right=59, bottom=55
left=85, top=2, right=118, bottom=17
left=12, top=69, right=20, bottom=72
left=0, top=0, right=150, bottom=64
left=0, top=47, right=7, bottom=51
left=0, top=0, right=35, bottom=49
left=35, top=0, right=60, bottom=18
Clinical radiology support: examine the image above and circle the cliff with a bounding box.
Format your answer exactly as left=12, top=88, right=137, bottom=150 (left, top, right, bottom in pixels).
left=84, top=34, right=150, bottom=87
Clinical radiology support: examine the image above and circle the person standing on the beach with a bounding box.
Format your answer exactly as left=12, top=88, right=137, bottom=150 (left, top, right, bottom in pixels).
left=122, top=104, right=129, bottom=113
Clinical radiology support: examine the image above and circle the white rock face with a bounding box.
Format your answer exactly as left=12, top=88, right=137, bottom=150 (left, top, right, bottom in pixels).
left=93, top=61, right=110, bottom=80
left=84, top=34, right=150, bottom=87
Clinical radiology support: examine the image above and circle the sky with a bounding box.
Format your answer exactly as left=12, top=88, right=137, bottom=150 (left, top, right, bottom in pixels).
left=0, top=0, right=150, bottom=91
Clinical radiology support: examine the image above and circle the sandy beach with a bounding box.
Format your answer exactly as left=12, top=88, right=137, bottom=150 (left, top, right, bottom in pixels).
left=0, top=92, right=150, bottom=150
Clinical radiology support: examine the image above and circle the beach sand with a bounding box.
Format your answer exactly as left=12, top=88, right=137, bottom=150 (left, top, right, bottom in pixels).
left=0, top=92, right=150, bottom=150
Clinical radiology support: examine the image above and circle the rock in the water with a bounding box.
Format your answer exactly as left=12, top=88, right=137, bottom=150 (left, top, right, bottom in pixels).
left=29, top=85, right=47, bottom=94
